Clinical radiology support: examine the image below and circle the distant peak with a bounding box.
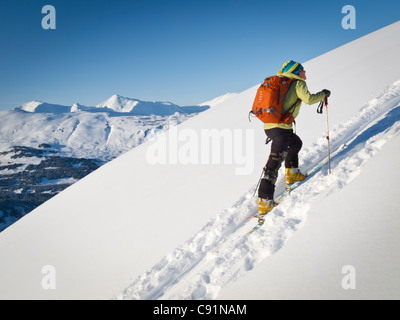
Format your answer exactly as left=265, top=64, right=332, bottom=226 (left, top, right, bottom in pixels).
left=18, top=101, right=44, bottom=112
left=17, top=101, right=71, bottom=114
left=109, top=94, right=129, bottom=100
left=96, top=94, right=139, bottom=113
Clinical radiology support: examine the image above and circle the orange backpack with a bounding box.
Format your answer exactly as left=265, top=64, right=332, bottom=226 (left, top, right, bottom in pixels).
left=249, top=75, right=300, bottom=124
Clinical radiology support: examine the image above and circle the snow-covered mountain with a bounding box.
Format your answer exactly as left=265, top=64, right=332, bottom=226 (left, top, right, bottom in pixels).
left=3, top=95, right=208, bottom=161
left=18, top=101, right=72, bottom=114
left=17, top=94, right=209, bottom=116
left=0, top=21, right=399, bottom=300
left=93, top=94, right=202, bottom=115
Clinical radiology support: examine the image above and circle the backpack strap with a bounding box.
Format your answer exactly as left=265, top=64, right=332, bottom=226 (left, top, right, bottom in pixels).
left=280, top=80, right=301, bottom=124
left=281, top=97, right=301, bottom=123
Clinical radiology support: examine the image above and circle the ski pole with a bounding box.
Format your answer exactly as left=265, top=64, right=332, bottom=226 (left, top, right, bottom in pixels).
left=325, top=97, right=331, bottom=174
left=253, top=167, right=264, bottom=197
left=253, top=140, right=272, bottom=197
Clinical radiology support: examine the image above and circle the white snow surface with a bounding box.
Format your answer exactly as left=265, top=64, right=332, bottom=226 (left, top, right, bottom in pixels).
left=0, top=21, right=399, bottom=300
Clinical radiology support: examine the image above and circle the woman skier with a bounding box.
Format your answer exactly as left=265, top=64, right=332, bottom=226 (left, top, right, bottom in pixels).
left=257, top=60, right=331, bottom=224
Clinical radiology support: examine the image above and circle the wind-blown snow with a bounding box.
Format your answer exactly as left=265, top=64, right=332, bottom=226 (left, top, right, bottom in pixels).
left=0, top=21, right=399, bottom=300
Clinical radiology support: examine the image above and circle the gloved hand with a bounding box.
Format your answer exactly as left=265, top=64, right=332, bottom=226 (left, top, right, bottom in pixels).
left=323, top=89, right=331, bottom=97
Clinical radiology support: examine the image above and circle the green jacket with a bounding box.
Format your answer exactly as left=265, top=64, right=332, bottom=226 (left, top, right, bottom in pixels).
left=264, top=72, right=326, bottom=130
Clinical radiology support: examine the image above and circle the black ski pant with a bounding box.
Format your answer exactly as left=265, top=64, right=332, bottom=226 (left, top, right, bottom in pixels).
left=258, top=128, right=303, bottom=200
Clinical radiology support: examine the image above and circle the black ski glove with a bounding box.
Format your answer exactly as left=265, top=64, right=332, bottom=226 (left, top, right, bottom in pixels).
left=323, top=89, right=331, bottom=97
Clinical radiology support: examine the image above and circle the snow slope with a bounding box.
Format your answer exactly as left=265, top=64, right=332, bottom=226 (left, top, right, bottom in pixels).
left=121, top=83, right=400, bottom=300
left=0, top=21, right=399, bottom=300
left=219, top=131, right=400, bottom=300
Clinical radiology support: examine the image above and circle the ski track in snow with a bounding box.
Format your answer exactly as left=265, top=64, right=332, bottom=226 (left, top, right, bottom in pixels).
left=117, top=80, right=400, bottom=300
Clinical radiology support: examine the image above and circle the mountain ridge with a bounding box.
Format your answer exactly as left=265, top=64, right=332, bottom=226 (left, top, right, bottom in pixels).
left=17, top=94, right=209, bottom=116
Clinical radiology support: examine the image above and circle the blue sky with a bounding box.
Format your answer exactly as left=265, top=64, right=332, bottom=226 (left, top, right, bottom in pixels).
left=0, top=0, right=399, bottom=110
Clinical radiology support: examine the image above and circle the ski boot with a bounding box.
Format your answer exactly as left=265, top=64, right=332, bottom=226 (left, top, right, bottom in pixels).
left=257, top=198, right=277, bottom=225
left=285, top=167, right=307, bottom=186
